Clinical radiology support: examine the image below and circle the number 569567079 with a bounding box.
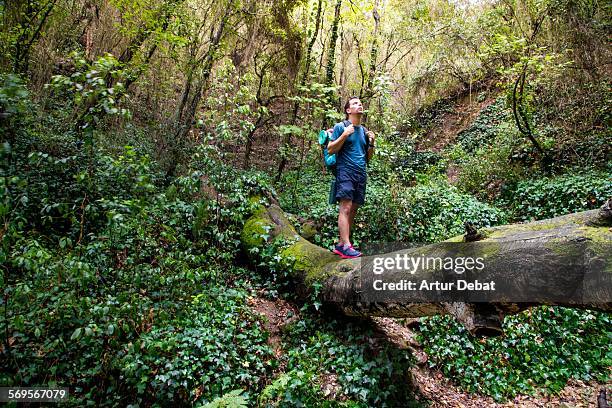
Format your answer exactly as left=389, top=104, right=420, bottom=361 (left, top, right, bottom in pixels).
left=2, top=387, right=68, bottom=402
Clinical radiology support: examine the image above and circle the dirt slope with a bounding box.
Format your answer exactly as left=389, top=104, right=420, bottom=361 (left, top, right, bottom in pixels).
left=417, top=93, right=497, bottom=153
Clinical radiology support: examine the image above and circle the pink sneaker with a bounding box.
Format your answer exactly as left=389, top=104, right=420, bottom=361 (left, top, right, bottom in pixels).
left=333, top=243, right=362, bottom=258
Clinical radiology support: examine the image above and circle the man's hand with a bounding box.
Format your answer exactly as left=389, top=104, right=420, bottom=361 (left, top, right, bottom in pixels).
left=366, top=130, right=375, bottom=146
left=328, top=124, right=358, bottom=155
left=343, top=124, right=355, bottom=137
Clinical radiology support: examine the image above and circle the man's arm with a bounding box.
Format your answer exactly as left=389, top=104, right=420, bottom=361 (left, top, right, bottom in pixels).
left=328, top=124, right=354, bottom=154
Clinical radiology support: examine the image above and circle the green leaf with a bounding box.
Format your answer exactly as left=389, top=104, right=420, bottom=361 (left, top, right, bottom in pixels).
left=71, top=328, right=82, bottom=340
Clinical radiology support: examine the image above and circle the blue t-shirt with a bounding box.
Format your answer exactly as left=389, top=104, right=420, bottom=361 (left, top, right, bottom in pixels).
left=330, top=122, right=367, bottom=176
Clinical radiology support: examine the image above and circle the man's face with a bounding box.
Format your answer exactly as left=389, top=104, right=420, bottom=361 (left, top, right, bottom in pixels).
left=346, top=98, right=364, bottom=116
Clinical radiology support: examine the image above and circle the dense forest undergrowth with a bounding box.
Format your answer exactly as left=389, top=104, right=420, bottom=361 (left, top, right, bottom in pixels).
left=2, top=71, right=610, bottom=406
left=2, top=0, right=611, bottom=405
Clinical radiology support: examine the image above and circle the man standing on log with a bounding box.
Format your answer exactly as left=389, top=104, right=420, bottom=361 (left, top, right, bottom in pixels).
left=327, top=96, right=376, bottom=258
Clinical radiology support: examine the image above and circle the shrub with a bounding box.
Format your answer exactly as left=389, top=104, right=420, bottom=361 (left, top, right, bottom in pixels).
left=455, top=99, right=510, bottom=153
left=417, top=307, right=611, bottom=401
left=499, top=171, right=612, bottom=221
left=259, top=314, right=415, bottom=407
left=120, top=286, right=275, bottom=405
left=280, top=169, right=507, bottom=247
left=2, top=121, right=276, bottom=405
left=0, top=73, right=33, bottom=143
left=448, top=122, right=528, bottom=201
left=376, top=177, right=506, bottom=243
left=382, top=134, right=444, bottom=184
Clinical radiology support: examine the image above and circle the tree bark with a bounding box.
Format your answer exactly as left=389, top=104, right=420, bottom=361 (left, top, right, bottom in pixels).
left=241, top=199, right=612, bottom=335
left=362, top=0, right=380, bottom=102
left=243, top=54, right=279, bottom=169
left=324, top=0, right=343, bottom=92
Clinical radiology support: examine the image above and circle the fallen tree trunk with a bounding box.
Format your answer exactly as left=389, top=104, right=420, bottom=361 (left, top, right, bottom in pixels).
left=241, top=199, right=612, bottom=335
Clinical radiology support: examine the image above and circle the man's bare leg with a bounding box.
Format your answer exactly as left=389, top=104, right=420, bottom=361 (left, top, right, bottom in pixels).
left=338, top=199, right=352, bottom=245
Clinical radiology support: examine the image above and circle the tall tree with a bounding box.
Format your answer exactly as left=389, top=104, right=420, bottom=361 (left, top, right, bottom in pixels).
left=322, top=0, right=343, bottom=127
left=72, top=0, right=185, bottom=135
left=275, top=0, right=324, bottom=181
left=243, top=50, right=283, bottom=168
left=362, top=0, right=381, bottom=112
left=167, top=1, right=236, bottom=178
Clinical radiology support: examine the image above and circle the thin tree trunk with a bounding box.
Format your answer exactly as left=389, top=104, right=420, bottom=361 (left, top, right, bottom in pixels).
left=511, top=64, right=543, bottom=155
left=275, top=0, right=323, bottom=182
left=173, top=6, right=231, bottom=139
left=75, top=0, right=181, bottom=133
left=244, top=52, right=280, bottom=169
left=339, top=30, right=346, bottom=97
left=363, top=0, right=381, bottom=116
left=324, top=0, right=343, bottom=90
left=12, top=0, right=57, bottom=74
left=320, top=0, right=343, bottom=130
left=166, top=6, right=232, bottom=179
left=243, top=129, right=255, bottom=169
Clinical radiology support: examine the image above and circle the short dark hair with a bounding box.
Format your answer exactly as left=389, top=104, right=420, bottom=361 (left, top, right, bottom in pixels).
left=344, top=96, right=360, bottom=119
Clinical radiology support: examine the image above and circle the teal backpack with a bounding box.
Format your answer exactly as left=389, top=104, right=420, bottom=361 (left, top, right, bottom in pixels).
left=318, top=129, right=337, bottom=173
